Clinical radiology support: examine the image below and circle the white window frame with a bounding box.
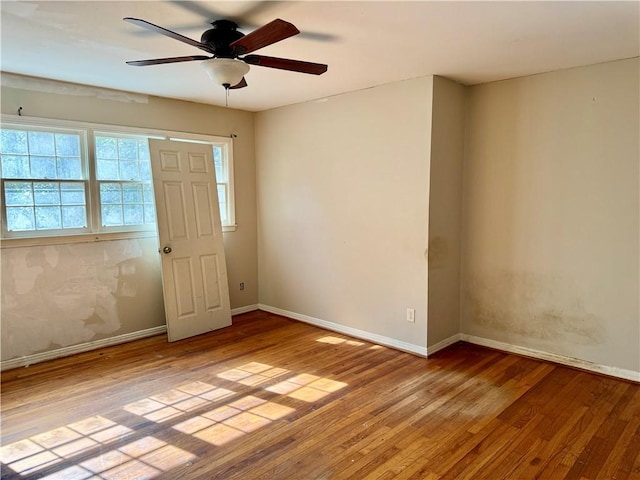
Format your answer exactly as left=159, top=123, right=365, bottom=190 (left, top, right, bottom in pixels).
left=165, top=133, right=236, bottom=230
left=0, top=123, right=91, bottom=238
left=0, top=114, right=236, bottom=247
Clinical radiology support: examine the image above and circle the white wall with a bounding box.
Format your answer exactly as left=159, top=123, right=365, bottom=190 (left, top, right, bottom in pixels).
left=461, top=58, right=639, bottom=373
left=427, top=76, right=466, bottom=348
left=256, top=77, right=433, bottom=350
left=1, top=76, right=258, bottom=363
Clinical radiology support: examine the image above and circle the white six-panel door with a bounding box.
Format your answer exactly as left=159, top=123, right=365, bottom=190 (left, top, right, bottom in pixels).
left=149, top=139, right=231, bottom=341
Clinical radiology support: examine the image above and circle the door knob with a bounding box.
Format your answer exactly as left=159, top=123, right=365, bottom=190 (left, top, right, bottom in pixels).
left=162, top=246, right=172, bottom=254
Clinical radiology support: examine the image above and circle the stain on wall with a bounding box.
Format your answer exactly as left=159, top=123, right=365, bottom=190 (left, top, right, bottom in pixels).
left=428, top=236, right=449, bottom=270
left=1, top=238, right=165, bottom=361
left=465, top=271, right=605, bottom=346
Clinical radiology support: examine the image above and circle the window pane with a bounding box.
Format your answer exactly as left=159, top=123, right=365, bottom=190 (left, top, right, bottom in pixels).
left=118, top=138, right=138, bottom=160
left=1, top=130, right=83, bottom=188
left=4, top=180, right=87, bottom=233
left=1, top=155, right=30, bottom=178
left=144, top=203, right=156, bottom=224
left=1, top=130, right=28, bottom=154
left=62, top=206, right=87, bottom=228
left=124, top=204, right=143, bottom=225
left=60, top=183, right=85, bottom=204
left=31, top=156, right=57, bottom=179
left=97, top=159, right=118, bottom=180
left=35, top=206, right=62, bottom=229
left=92, top=134, right=156, bottom=229
left=138, top=140, right=150, bottom=161
left=34, top=182, right=60, bottom=205
left=100, top=183, right=122, bottom=204
left=214, top=147, right=224, bottom=181
left=95, top=136, right=117, bottom=159
left=217, top=184, right=227, bottom=205
left=102, top=204, right=123, bottom=226
left=57, top=157, right=82, bottom=179
left=120, top=161, right=140, bottom=181
left=5, top=181, right=33, bottom=206
left=99, top=180, right=152, bottom=228
left=217, top=184, right=227, bottom=224
left=140, top=161, right=152, bottom=182
left=28, top=132, right=56, bottom=155
left=55, top=134, right=80, bottom=156
left=123, top=184, right=143, bottom=203
left=143, top=183, right=154, bottom=203
left=6, top=206, right=35, bottom=231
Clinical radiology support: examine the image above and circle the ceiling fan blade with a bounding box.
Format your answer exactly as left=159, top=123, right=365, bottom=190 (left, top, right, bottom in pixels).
left=243, top=55, right=328, bottom=75
left=229, top=77, right=248, bottom=89
left=134, top=5, right=337, bottom=43
left=123, top=17, right=215, bottom=54
left=126, top=55, right=211, bottom=66
left=230, top=19, right=299, bottom=54
left=168, top=0, right=281, bottom=28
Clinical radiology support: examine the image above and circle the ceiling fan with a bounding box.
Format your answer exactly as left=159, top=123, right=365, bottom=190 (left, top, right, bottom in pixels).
left=124, top=17, right=328, bottom=91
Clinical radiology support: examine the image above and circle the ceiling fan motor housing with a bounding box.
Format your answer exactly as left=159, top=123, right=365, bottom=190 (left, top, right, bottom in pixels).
left=124, top=16, right=328, bottom=87
left=201, top=20, right=245, bottom=58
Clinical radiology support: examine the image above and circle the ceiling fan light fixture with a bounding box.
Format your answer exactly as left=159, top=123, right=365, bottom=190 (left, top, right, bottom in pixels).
left=201, top=58, right=250, bottom=88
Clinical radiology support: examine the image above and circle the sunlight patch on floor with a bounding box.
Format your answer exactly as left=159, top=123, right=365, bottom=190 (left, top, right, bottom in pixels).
left=123, top=382, right=236, bottom=423
left=316, top=336, right=365, bottom=347
left=0, top=418, right=195, bottom=479
left=217, top=362, right=290, bottom=386
left=1, top=363, right=348, bottom=478
left=173, top=395, right=295, bottom=446
left=267, top=373, right=348, bottom=402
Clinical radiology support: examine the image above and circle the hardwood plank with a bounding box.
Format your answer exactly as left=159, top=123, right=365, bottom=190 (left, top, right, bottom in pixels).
left=1, top=311, right=639, bottom=480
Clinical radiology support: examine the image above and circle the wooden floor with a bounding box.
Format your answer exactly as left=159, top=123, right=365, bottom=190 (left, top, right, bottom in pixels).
left=1, top=311, right=639, bottom=480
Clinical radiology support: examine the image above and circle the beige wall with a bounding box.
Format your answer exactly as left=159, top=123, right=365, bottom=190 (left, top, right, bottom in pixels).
left=255, top=77, right=433, bottom=348
left=461, top=58, right=639, bottom=372
left=1, top=77, right=258, bottom=362
left=3, top=58, right=637, bottom=375
left=427, top=76, right=466, bottom=347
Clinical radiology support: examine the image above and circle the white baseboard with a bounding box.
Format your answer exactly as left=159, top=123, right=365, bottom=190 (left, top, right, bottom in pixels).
left=1, top=325, right=167, bottom=371
left=256, top=306, right=639, bottom=382
left=427, top=334, right=461, bottom=356
left=5, top=305, right=635, bottom=383
left=231, top=304, right=260, bottom=316
left=258, top=304, right=428, bottom=357
left=1, top=305, right=260, bottom=371
left=460, top=334, right=640, bottom=383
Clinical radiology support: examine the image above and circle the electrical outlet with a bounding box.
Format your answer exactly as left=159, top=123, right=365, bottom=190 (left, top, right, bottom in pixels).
left=239, top=282, right=245, bottom=291
left=406, top=308, right=415, bottom=322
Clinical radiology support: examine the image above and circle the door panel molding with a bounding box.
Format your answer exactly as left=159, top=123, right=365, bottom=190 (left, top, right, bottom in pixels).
left=150, top=139, right=231, bottom=341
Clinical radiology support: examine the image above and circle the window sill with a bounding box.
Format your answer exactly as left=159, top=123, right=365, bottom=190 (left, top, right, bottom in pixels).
left=0, top=230, right=158, bottom=248
left=1, top=224, right=238, bottom=248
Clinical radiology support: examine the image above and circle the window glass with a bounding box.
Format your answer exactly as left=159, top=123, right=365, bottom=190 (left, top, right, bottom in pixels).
left=1, top=119, right=235, bottom=239
left=1, top=127, right=88, bottom=234
left=95, top=134, right=155, bottom=228
left=4, top=180, right=87, bottom=231
left=217, top=184, right=228, bottom=225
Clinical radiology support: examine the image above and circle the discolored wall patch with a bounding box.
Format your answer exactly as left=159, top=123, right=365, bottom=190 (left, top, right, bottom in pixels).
left=1, top=238, right=165, bottom=361
left=428, top=236, right=450, bottom=270
left=464, top=271, right=605, bottom=346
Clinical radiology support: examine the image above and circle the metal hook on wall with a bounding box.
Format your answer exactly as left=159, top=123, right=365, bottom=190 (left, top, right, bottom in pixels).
left=18, top=106, right=23, bottom=116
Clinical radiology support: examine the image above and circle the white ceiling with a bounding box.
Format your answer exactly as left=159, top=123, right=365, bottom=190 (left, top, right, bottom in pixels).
left=1, top=1, right=638, bottom=112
